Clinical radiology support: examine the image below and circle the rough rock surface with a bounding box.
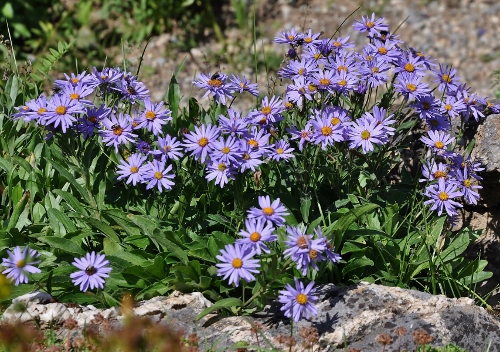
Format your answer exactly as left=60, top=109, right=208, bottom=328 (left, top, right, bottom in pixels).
left=2, top=282, right=499, bottom=351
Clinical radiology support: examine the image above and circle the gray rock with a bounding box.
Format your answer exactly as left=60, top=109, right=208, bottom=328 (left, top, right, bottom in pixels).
left=2, top=283, right=499, bottom=351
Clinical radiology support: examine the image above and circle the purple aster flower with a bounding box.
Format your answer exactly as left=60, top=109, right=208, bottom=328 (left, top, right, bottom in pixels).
left=330, top=36, right=355, bottom=52
left=270, top=140, right=295, bottom=162
left=327, top=51, right=358, bottom=75
left=302, top=46, right=328, bottom=65
left=236, top=218, right=277, bottom=255
left=424, top=178, right=463, bottom=217
left=426, top=115, right=451, bottom=131
left=409, top=48, right=437, bottom=69
left=218, top=108, right=250, bottom=137
left=450, top=154, right=484, bottom=181
left=440, top=95, right=466, bottom=119
left=301, top=29, right=322, bottom=47
left=310, top=70, right=336, bottom=93
left=216, top=243, right=260, bottom=287
left=70, top=252, right=112, bottom=292
left=193, top=72, right=234, bottom=105
left=210, top=135, right=242, bottom=164
left=182, top=124, right=221, bottom=163
left=114, top=78, right=150, bottom=103
left=2, top=246, right=41, bottom=286
left=274, top=27, right=303, bottom=45
left=205, top=160, right=238, bottom=188
left=116, top=153, right=149, bottom=186
left=143, top=160, right=175, bottom=192
left=278, top=58, right=319, bottom=80
left=278, top=278, right=318, bottom=322
left=54, top=72, right=93, bottom=89
left=452, top=167, right=482, bottom=205
left=244, top=127, right=272, bottom=155
left=286, top=76, right=314, bottom=108
left=395, top=73, right=430, bottom=100
left=348, top=115, right=385, bottom=154
left=89, top=67, right=121, bottom=90
left=411, top=94, right=442, bottom=121
left=24, top=95, right=49, bottom=123
left=420, top=159, right=449, bottom=183
left=44, top=94, right=85, bottom=133
left=359, top=56, right=391, bottom=88
left=333, top=71, right=359, bottom=94
left=394, top=51, right=427, bottom=77
left=100, top=113, right=138, bottom=153
left=248, top=96, right=284, bottom=128
left=11, top=103, right=33, bottom=121
left=283, top=225, right=327, bottom=275
left=247, top=195, right=289, bottom=227
left=59, top=82, right=94, bottom=106
left=287, top=123, right=313, bottom=151
left=433, top=64, right=461, bottom=92
left=368, top=39, right=401, bottom=64
left=310, top=108, right=345, bottom=149
left=157, top=135, right=184, bottom=161
left=314, top=226, right=341, bottom=264
left=367, top=106, right=395, bottom=142
left=228, top=74, right=259, bottom=96
left=135, top=140, right=152, bottom=155
left=76, top=104, right=111, bottom=139
left=421, top=130, right=455, bottom=155
left=137, top=98, right=172, bottom=135
left=458, top=90, right=485, bottom=122
left=353, top=13, right=390, bottom=36
left=238, top=141, right=263, bottom=172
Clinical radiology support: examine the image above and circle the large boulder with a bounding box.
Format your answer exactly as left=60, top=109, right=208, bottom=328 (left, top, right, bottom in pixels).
left=2, top=282, right=499, bottom=351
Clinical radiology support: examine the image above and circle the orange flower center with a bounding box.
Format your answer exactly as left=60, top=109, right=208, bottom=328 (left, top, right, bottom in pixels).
left=296, top=293, right=308, bottom=305
left=112, top=126, right=123, bottom=136
left=208, top=79, right=222, bottom=87
left=198, top=137, right=209, bottom=147
left=434, top=171, right=447, bottom=179
left=130, top=166, right=139, bottom=173
left=154, top=171, right=163, bottom=180
left=262, top=207, right=274, bottom=216
left=378, top=47, right=387, bottom=55
left=320, top=78, right=330, bottom=86
left=38, top=107, right=47, bottom=114
left=308, top=84, right=317, bottom=92
left=145, top=111, right=156, bottom=120
left=331, top=117, right=341, bottom=126
left=321, top=126, right=332, bottom=136
left=262, top=106, right=271, bottom=115
left=87, top=116, right=97, bottom=123
left=248, top=139, right=258, bottom=148
left=71, top=78, right=79, bottom=83
left=438, top=192, right=449, bottom=201
left=366, top=21, right=375, bottom=28
left=404, top=63, right=415, bottom=72
left=406, top=83, right=417, bottom=92
left=69, top=93, right=79, bottom=100
left=297, top=235, right=308, bottom=249
left=55, top=106, right=67, bottom=115
left=434, top=141, right=444, bottom=149
left=463, top=179, right=472, bottom=188
left=304, top=37, right=312, bottom=43
left=445, top=104, right=453, bottom=111
left=337, top=65, right=348, bottom=72
left=298, top=68, right=305, bottom=75
left=221, top=146, right=230, bottom=154
left=243, top=152, right=250, bottom=160
left=250, top=232, right=261, bottom=242
left=277, top=148, right=284, bottom=154
left=338, top=79, right=347, bottom=87
left=333, top=41, right=341, bottom=47
left=442, top=74, right=451, bottom=83
left=309, top=249, right=318, bottom=260
left=232, top=258, right=243, bottom=268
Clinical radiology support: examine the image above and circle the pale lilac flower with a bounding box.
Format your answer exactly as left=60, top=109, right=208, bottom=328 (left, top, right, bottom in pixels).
left=137, top=98, right=172, bottom=136
left=182, top=124, right=220, bottom=163
left=353, top=13, right=390, bottom=36
left=421, top=130, right=454, bottom=154
left=157, top=135, right=183, bottom=161
left=274, top=27, right=303, bottom=45
left=270, top=140, right=295, bottom=162
left=228, top=74, right=259, bottom=96
left=236, top=219, right=276, bottom=255
left=347, top=115, right=385, bottom=153
left=70, top=252, right=111, bottom=292
left=424, top=178, right=463, bottom=216
left=247, top=196, right=289, bottom=227
left=216, top=243, right=260, bottom=287
left=278, top=278, right=318, bottom=322
left=100, top=113, right=138, bottom=153
left=452, top=167, right=482, bottom=205
left=116, top=153, right=148, bottom=186
left=205, top=160, right=237, bottom=188
left=143, top=160, right=175, bottom=192
left=248, top=96, right=284, bottom=128
left=310, top=108, right=344, bottom=149
left=433, top=64, right=461, bottom=92
left=44, top=94, right=85, bottom=133
left=193, top=72, right=234, bottom=105
left=395, top=73, right=430, bottom=100
left=2, top=246, right=41, bottom=286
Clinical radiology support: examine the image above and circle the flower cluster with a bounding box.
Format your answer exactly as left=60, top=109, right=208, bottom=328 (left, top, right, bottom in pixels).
left=1, top=247, right=111, bottom=292
left=216, top=195, right=341, bottom=322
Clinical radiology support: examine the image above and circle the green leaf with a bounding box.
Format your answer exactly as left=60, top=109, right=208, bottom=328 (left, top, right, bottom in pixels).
left=47, top=159, right=91, bottom=204
left=343, top=256, right=374, bottom=275
left=7, top=191, right=30, bottom=231
left=82, top=217, right=120, bottom=243
left=300, top=195, right=312, bottom=223
left=52, top=189, right=89, bottom=215
left=149, top=231, right=188, bottom=264
left=38, top=236, right=85, bottom=256
left=47, top=208, right=77, bottom=235
left=195, top=298, right=242, bottom=322
left=438, top=232, right=470, bottom=263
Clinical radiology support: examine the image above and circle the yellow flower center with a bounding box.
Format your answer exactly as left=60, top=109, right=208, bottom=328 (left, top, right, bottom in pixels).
left=262, top=207, right=274, bottom=216
left=16, top=260, right=26, bottom=268
left=406, top=83, right=417, bottom=92
left=298, top=68, right=305, bottom=75
left=248, top=139, right=258, bottom=148
left=304, top=37, right=312, bottom=43
left=198, top=137, right=209, bottom=147
left=288, top=35, right=295, bottom=41
left=438, top=192, right=449, bottom=201
left=239, top=82, right=247, bottom=89
left=321, top=126, right=332, bottom=136
left=222, top=146, right=230, bottom=154
left=130, top=166, right=139, bottom=173
left=208, top=79, right=222, bottom=87
left=366, top=21, right=375, bottom=28
left=309, top=249, right=318, bottom=260
left=243, top=152, right=250, bottom=160
left=163, top=145, right=171, bottom=152
left=250, top=232, right=261, bottom=242
left=308, top=84, right=317, bottom=92
left=132, top=121, right=139, bottom=127
left=314, top=53, right=322, bottom=60
left=442, top=74, right=451, bottom=83
left=285, top=102, right=293, bottom=109
left=320, top=78, right=331, bottom=86
left=112, top=126, right=123, bottom=136
left=463, top=179, right=472, bottom=188
left=262, top=106, right=272, bottom=115
left=55, top=106, right=67, bottom=115
left=71, top=78, right=79, bottom=83
left=154, top=171, right=163, bottom=180
left=371, top=67, right=379, bottom=74
left=434, top=141, right=444, bottom=149
left=69, top=93, right=79, bottom=100
left=338, top=79, right=347, bottom=87
left=378, top=47, right=387, bottom=55
left=337, top=65, right=348, bottom=72
left=145, top=111, right=156, bottom=120
left=366, top=55, right=373, bottom=61
left=299, top=87, right=306, bottom=94
left=296, top=293, right=308, bottom=305
left=404, top=63, right=415, bottom=72
left=297, top=235, right=308, bottom=249
left=217, top=163, right=227, bottom=172
left=445, top=104, right=453, bottom=111
left=331, top=117, right=341, bottom=126
left=361, top=130, right=370, bottom=140
left=434, top=171, right=447, bottom=179
left=37, top=107, right=47, bottom=114
left=333, top=41, right=342, bottom=47
left=300, top=131, right=310, bottom=138
left=232, top=258, right=243, bottom=268
left=277, top=148, right=284, bottom=154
